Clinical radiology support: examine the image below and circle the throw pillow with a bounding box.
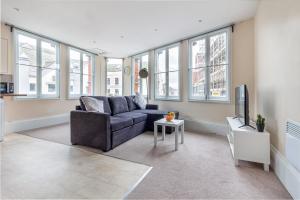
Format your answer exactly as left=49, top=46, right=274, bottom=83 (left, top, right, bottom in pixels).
left=80, top=97, right=104, bottom=113
left=133, top=92, right=147, bottom=109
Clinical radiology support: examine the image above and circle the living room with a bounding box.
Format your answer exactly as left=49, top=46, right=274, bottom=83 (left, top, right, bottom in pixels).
left=0, top=0, right=299, bottom=199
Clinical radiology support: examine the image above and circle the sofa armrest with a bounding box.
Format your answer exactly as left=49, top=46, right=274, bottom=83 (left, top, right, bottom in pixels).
left=146, top=104, right=158, bottom=110
left=70, top=111, right=111, bottom=152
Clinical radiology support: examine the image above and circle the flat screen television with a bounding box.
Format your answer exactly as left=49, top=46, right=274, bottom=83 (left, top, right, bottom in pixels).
left=235, top=84, right=250, bottom=127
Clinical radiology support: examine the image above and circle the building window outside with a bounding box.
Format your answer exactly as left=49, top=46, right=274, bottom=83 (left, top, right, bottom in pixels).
left=106, top=58, right=123, bottom=96
left=107, top=78, right=110, bottom=85
left=154, top=44, right=180, bottom=100
left=189, top=28, right=230, bottom=102
left=69, top=48, right=94, bottom=98
left=15, top=30, right=60, bottom=98
left=115, top=77, right=119, bottom=85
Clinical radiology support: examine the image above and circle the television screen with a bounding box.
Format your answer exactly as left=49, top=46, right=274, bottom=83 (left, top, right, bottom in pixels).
left=235, top=85, right=250, bottom=126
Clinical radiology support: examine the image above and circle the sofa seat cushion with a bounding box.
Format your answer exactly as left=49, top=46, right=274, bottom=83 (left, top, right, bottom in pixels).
left=109, top=97, right=129, bottom=115
left=110, top=117, right=133, bottom=132
left=115, top=112, right=147, bottom=124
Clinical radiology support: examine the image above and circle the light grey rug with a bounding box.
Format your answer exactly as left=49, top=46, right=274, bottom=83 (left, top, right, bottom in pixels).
left=19, top=123, right=291, bottom=199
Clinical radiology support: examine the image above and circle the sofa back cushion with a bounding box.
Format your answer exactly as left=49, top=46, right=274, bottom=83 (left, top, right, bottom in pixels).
left=80, top=96, right=111, bottom=115
left=125, top=96, right=138, bottom=111
left=109, top=96, right=129, bottom=115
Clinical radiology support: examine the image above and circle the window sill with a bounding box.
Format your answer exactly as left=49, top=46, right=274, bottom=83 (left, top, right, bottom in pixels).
left=154, top=98, right=182, bottom=102
left=14, top=97, right=61, bottom=101
left=188, top=98, right=231, bottom=104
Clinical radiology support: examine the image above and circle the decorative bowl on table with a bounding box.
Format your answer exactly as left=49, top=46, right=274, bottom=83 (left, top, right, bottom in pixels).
left=165, top=112, right=175, bottom=122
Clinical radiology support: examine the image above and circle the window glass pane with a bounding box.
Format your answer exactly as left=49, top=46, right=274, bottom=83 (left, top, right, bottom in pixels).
left=191, top=39, right=206, bottom=68
left=41, top=41, right=58, bottom=97
left=191, top=68, right=206, bottom=98
left=209, top=64, right=228, bottom=98
left=168, top=46, right=179, bottom=71
left=18, top=34, right=37, bottom=66
left=69, top=73, right=80, bottom=96
left=141, top=78, right=147, bottom=96
left=18, top=65, right=37, bottom=96
left=41, top=41, right=58, bottom=69
left=209, top=32, right=227, bottom=66
left=168, top=71, right=179, bottom=97
left=83, top=54, right=92, bottom=75
left=157, top=50, right=166, bottom=73
left=69, top=49, right=81, bottom=73
left=209, top=32, right=228, bottom=98
left=142, top=55, right=148, bottom=69
left=83, top=75, right=93, bottom=95
left=156, top=73, right=166, bottom=97
left=107, top=58, right=122, bottom=96
left=41, top=69, right=58, bottom=96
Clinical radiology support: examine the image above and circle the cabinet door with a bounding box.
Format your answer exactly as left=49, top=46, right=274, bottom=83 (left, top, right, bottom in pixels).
left=1, top=38, right=9, bottom=74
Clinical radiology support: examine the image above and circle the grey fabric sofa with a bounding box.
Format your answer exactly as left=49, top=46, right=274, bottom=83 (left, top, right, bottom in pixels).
left=70, top=96, right=179, bottom=152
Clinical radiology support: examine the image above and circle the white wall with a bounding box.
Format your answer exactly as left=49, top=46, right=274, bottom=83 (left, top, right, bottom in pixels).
left=255, top=2, right=300, bottom=197
left=255, top=0, right=300, bottom=155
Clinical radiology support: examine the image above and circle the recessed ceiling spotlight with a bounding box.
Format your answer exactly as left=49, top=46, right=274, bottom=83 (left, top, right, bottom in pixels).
left=13, top=7, right=20, bottom=12
left=198, top=19, right=203, bottom=23
left=92, top=40, right=96, bottom=44
left=154, top=28, right=158, bottom=32
left=120, top=35, right=124, bottom=39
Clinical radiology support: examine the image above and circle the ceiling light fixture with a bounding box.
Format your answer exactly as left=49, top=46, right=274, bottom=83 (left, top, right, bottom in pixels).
left=154, top=28, right=158, bottom=32
left=198, top=19, right=203, bottom=23
left=120, top=35, right=124, bottom=39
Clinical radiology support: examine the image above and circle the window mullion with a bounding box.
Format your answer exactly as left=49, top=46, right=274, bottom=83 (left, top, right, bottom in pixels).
left=139, top=58, right=142, bottom=94
left=80, top=52, right=83, bottom=96
left=166, top=48, right=169, bottom=99
left=37, top=38, right=42, bottom=98
left=205, top=36, right=210, bottom=101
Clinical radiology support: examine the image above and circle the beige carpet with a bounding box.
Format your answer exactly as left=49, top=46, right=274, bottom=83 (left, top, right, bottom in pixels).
left=19, top=123, right=291, bottom=199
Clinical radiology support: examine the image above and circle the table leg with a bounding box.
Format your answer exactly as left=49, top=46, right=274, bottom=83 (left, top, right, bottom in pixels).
left=162, top=125, right=165, bottom=141
left=175, top=126, right=179, bottom=151
left=235, top=159, right=239, bottom=166
left=154, top=124, right=157, bottom=147
left=264, top=164, right=269, bottom=172
left=181, top=124, right=184, bottom=144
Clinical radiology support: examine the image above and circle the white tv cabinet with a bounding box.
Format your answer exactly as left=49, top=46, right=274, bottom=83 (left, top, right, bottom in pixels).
left=226, top=117, right=270, bottom=171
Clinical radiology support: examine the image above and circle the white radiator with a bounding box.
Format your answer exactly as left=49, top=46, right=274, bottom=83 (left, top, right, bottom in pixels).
left=286, top=120, right=300, bottom=172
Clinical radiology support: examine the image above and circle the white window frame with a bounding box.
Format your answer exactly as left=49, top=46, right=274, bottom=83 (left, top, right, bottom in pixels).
left=188, top=27, right=231, bottom=103
left=14, top=30, right=60, bottom=99
left=131, top=52, right=149, bottom=96
left=68, top=47, right=95, bottom=99
left=105, top=58, right=124, bottom=96
left=154, top=43, right=180, bottom=101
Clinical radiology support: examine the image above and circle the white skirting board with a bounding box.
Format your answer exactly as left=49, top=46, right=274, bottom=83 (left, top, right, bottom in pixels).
left=271, top=145, right=300, bottom=199
left=184, top=119, right=227, bottom=136
left=5, top=113, right=70, bottom=134
left=5, top=116, right=226, bottom=136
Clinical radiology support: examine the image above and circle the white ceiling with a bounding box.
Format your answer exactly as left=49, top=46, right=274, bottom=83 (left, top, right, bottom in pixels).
left=2, top=0, right=258, bottom=58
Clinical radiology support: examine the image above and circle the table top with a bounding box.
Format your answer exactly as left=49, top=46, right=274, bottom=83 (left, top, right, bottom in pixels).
left=154, top=118, right=184, bottom=126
